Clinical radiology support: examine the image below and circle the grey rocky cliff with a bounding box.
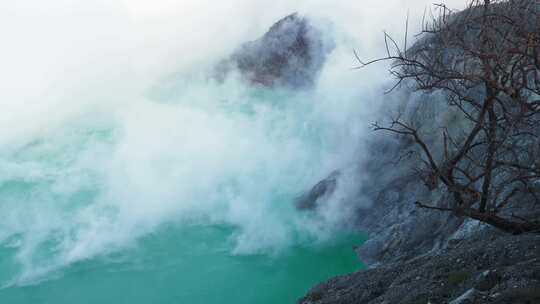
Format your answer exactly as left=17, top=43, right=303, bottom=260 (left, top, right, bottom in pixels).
left=295, top=1, right=540, bottom=301
left=298, top=90, right=472, bottom=266
left=297, top=88, right=540, bottom=303
left=216, top=13, right=333, bottom=89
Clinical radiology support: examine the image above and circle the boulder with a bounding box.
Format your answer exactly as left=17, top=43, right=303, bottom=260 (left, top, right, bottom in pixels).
left=295, top=170, right=340, bottom=210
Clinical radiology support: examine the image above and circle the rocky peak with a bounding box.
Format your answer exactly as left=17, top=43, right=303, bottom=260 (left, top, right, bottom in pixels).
left=216, top=13, right=333, bottom=89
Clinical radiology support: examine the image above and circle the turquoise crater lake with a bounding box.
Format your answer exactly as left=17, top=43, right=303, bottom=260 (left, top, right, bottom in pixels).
left=0, top=72, right=366, bottom=304
left=0, top=225, right=364, bottom=304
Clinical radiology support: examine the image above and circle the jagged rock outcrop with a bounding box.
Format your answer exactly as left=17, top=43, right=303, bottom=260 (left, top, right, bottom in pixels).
left=216, top=13, right=333, bottom=88
left=295, top=170, right=340, bottom=210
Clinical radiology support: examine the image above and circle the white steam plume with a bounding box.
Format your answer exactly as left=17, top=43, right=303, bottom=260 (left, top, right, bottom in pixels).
left=0, top=0, right=465, bottom=285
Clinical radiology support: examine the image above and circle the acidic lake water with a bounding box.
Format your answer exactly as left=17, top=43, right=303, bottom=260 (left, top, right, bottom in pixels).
left=0, top=81, right=365, bottom=303
left=0, top=225, right=363, bottom=303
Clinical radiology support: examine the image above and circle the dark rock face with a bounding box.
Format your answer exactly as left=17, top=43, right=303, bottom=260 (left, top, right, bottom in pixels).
left=217, top=13, right=333, bottom=88
left=295, top=170, right=340, bottom=210
left=299, top=232, right=540, bottom=304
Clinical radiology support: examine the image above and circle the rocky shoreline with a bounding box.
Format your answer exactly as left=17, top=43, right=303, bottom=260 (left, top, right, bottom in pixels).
left=299, top=230, right=540, bottom=304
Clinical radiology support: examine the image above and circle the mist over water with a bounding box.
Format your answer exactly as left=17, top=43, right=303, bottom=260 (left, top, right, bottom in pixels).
left=0, top=72, right=360, bottom=285
left=0, top=0, right=464, bottom=302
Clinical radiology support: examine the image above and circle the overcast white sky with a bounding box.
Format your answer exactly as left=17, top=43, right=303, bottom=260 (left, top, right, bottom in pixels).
left=0, top=0, right=466, bottom=81
left=0, top=0, right=466, bottom=144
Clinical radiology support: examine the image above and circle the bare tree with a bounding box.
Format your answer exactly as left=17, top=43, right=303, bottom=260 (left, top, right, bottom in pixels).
left=358, top=0, right=540, bottom=234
